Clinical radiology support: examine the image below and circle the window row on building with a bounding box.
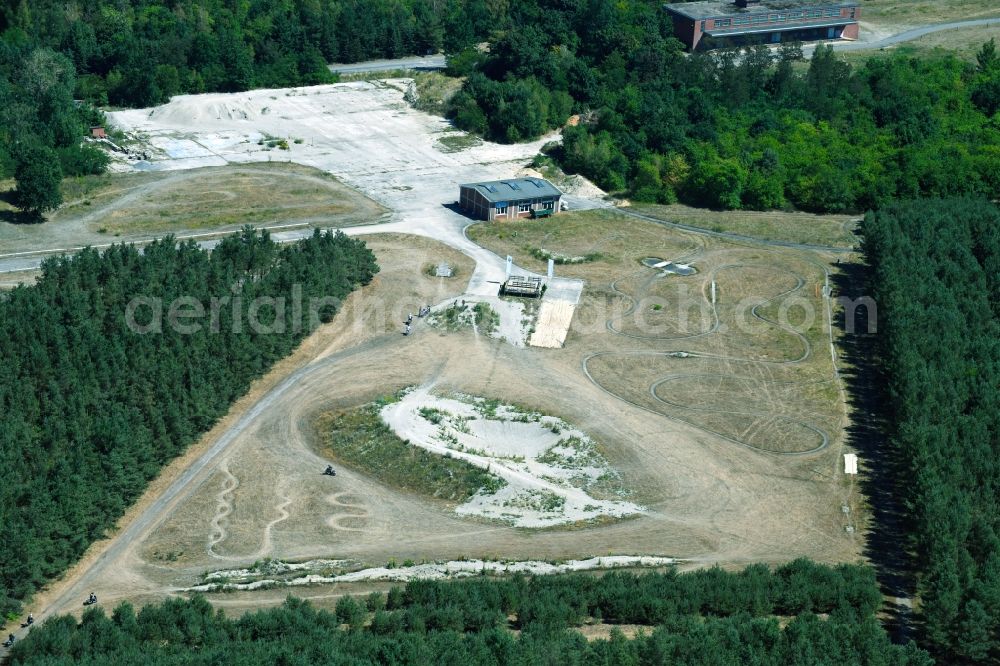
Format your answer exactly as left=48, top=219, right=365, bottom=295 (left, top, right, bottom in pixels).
left=713, top=6, right=847, bottom=29
left=495, top=200, right=556, bottom=216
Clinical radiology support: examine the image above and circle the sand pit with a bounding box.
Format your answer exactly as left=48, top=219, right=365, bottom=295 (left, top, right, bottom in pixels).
left=379, top=386, right=642, bottom=527
left=517, top=166, right=607, bottom=199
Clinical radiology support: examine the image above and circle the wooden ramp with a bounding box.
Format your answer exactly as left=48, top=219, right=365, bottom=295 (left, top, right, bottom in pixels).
left=529, top=300, right=576, bottom=348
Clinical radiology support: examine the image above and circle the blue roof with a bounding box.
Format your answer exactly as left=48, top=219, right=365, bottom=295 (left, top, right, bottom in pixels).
left=461, top=178, right=562, bottom=203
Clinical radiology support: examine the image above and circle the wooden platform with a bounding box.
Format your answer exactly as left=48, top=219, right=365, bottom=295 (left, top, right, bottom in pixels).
left=501, top=275, right=542, bottom=298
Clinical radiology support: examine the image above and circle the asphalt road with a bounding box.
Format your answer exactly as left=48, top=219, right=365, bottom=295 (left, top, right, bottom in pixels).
left=804, top=16, right=1000, bottom=56
left=329, top=54, right=447, bottom=74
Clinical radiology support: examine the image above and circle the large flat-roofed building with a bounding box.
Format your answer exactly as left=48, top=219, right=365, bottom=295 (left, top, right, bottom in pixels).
left=459, top=178, right=563, bottom=221
left=664, top=0, right=860, bottom=51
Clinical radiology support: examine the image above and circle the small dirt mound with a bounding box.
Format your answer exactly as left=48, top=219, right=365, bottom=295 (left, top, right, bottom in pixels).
left=150, top=97, right=260, bottom=124
left=517, top=167, right=606, bottom=198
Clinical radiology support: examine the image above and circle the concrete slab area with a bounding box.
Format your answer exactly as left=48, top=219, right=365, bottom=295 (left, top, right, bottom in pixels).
left=0, top=80, right=591, bottom=335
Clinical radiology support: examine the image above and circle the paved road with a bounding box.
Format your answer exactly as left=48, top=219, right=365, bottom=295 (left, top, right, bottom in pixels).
left=329, top=54, right=447, bottom=75
left=804, top=17, right=1000, bottom=56
left=0, top=193, right=831, bottom=277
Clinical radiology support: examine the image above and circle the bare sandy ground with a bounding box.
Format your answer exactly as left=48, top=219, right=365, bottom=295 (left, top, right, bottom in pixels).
left=186, top=556, right=678, bottom=592
left=99, top=79, right=590, bottom=341
left=25, top=224, right=860, bottom=623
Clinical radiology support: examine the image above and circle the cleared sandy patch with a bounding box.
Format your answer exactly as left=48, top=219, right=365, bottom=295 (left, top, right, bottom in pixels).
left=379, top=386, right=642, bottom=527
left=188, top=555, right=677, bottom=591
left=427, top=296, right=529, bottom=347
left=517, top=166, right=607, bottom=200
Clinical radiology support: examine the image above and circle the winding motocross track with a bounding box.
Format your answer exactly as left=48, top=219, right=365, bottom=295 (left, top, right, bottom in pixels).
left=0, top=37, right=894, bottom=650
left=583, top=248, right=837, bottom=456
left=324, top=493, right=371, bottom=533
left=20, top=335, right=389, bottom=628
left=206, top=459, right=239, bottom=558
left=207, top=459, right=294, bottom=562
left=7, top=209, right=846, bottom=648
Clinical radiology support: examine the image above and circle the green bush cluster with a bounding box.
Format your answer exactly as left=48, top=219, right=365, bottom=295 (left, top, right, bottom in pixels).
left=315, top=404, right=505, bottom=502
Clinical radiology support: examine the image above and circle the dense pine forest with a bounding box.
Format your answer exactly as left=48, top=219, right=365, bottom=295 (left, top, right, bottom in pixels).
left=6, top=564, right=930, bottom=665
left=0, top=228, right=377, bottom=617
left=5, top=2, right=1000, bottom=662
left=863, top=199, right=1000, bottom=663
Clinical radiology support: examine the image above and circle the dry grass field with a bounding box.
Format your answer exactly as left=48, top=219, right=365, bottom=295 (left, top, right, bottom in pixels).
left=470, top=210, right=844, bottom=457
left=23, top=77, right=869, bottom=622
left=625, top=204, right=860, bottom=249
left=845, top=24, right=1000, bottom=65
left=862, top=0, right=1000, bottom=27
left=83, top=165, right=360, bottom=236
left=0, top=163, right=387, bottom=257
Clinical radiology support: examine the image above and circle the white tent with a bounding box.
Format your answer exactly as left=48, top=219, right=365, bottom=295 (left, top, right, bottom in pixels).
left=844, top=453, right=858, bottom=475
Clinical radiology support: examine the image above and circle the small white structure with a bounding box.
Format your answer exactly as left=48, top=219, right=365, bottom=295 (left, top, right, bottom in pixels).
left=844, top=453, right=858, bottom=475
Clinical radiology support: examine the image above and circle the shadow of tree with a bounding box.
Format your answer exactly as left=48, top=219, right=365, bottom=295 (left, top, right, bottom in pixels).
left=0, top=209, right=44, bottom=225
left=0, top=189, right=45, bottom=224
left=832, top=257, right=919, bottom=644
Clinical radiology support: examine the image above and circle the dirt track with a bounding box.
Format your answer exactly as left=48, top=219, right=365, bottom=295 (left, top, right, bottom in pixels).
left=18, top=219, right=861, bottom=627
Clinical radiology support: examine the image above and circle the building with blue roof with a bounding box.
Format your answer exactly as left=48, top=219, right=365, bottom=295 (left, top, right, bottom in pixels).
left=459, top=178, right=563, bottom=221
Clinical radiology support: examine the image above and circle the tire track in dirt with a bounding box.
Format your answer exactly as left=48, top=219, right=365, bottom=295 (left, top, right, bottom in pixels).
left=207, top=465, right=295, bottom=561
left=324, top=492, right=370, bottom=533
left=584, top=259, right=832, bottom=455
left=207, top=460, right=239, bottom=557
left=253, top=488, right=293, bottom=559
